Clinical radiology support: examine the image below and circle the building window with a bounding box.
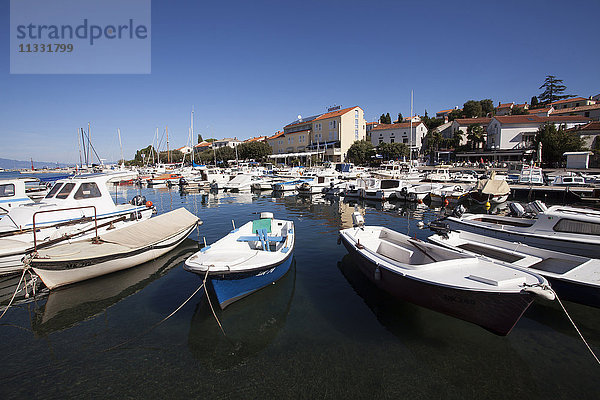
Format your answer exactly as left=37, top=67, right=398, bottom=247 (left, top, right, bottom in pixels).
left=390, top=138, right=395, bottom=143
left=379, top=139, right=383, bottom=144
left=355, top=129, right=358, bottom=140
left=355, top=110, right=359, bottom=118
left=403, top=138, right=408, bottom=144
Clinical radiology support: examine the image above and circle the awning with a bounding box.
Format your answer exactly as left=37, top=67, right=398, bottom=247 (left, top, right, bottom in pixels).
left=269, top=150, right=325, bottom=159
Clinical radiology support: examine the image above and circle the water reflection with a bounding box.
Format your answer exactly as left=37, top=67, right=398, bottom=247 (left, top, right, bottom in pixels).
left=188, top=261, right=296, bottom=371
left=31, top=239, right=199, bottom=336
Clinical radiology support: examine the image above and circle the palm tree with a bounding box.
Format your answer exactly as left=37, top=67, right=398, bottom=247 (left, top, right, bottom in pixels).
left=466, top=124, right=484, bottom=150
left=453, top=129, right=464, bottom=148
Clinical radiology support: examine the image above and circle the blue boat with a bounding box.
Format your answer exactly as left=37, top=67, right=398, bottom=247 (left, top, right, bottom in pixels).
left=184, top=212, right=295, bottom=308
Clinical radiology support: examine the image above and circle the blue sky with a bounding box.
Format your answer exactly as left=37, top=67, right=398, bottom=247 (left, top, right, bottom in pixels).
left=1, top=0, right=599, bottom=163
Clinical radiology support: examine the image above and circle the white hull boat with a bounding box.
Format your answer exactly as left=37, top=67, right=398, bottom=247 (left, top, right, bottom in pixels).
left=428, top=229, right=600, bottom=308
left=445, top=205, right=600, bottom=258
left=30, top=208, right=200, bottom=289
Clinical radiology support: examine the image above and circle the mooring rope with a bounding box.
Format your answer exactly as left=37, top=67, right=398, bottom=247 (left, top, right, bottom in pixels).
left=0, top=268, right=28, bottom=321
left=203, top=265, right=226, bottom=336
left=552, top=288, right=600, bottom=365
left=103, top=269, right=209, bottom=352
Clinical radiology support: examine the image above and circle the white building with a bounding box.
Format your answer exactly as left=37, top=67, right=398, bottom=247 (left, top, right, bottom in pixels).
left=486, top=115, right=590, bottom=150
left=212, top=138, right=242, bottom=149
left=176, top=146, right=192, bottom=154
left=370, top=122, right=428, bottom=153
left=450, top=117, right=492, bottom=146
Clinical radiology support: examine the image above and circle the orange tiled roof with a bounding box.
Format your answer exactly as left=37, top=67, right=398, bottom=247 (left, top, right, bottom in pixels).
left=454, top=117, right=492, bottom=126
left=494, top=115, right=590, bottom=124
left=194, top=142, right=211, bottom=148
left=371, top=121, right=425, bottom=131
left=550, top=97, right=589, bottom=105
left=267, top=131, right=284, bottom=140
left=313, top=106, right=359, bottom=121
left=244, top=136, right=266, bottom=143
left=496, top=103, right=514, bottom=109
left=552, top=103, right=600, bottom=114
left=436, top=109, right=455, bottom=114
left=565, top=121, right=600, bottom=132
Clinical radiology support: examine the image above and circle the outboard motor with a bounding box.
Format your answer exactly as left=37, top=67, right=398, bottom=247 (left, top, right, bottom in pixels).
left=130, top=195, right=146, bottom=206
left=429, top=220, right=451, bottom=236
left=451, top=204, right=466, bottom=218
left=508, top=202, right=526, bottom=217
left=352, top=211, right=365, bottom=228
left=179, top=177, right=188, bottom=186
left=525, top=200, right=547, bottom=215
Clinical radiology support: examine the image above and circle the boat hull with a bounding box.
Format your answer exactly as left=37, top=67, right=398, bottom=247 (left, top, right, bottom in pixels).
left=210, top=251, right=294, bottom=309
left=31, top=224, right=196, bottom=289
left=340, top=236, right=535, bottom=335
left=446, top=218, right=599, bottom=258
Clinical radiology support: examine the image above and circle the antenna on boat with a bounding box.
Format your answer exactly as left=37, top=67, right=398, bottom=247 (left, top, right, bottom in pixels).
left=410, top=90, right=413, bottom=165
left=117, top=128, right=124, bottom=168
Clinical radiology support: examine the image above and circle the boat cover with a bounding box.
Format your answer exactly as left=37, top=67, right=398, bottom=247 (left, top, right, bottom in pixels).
left=475, top=179, right=510, bottom=195
left=34, top=208, right=198, bottom=260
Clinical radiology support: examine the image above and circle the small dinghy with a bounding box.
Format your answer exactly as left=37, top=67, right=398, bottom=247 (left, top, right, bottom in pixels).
left=338, top=212, right=554, bottom=335
left=30, top=208, right=200, bottom=289
left=184, top=212, right=295, bottom=309
left=428, top=229, right=600, bottom=308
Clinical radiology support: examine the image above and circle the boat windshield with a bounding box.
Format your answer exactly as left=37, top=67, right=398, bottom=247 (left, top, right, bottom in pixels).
left=45, top=182, right=64, bottom=198
left=0, top=183, right=15, bottom=198
left=381, top=180, right=400, bottom=189
left=55, top=183, right=76, bottom=199
left=74, top=182, right=102, bottom=200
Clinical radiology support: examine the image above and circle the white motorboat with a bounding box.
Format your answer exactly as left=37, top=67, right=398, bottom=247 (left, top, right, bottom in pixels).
left=402, top=183, right=444, bottom=202
left=298, top=176, right=339, bottom=194
left=451, top=171, right=478, bottom=184
left=338, top=212, right=554, bottom=335
left=343, top=178, right=378, bottom=198
left=360, top=179, right=409, bottom=201
left=425, top=168, right=452, bottom=182
left=223, top=174, right=255, bottom=192
left=184, top=212, right=294, bottom=309
left=550, top=175, right=587, bottom=186
left=0, top=178, right=38, bottom=215
left=429, top=184, right=471, bottom=206
left=30, top=208, right=200, bottom=289
left=445, top=205, right=600, bottom=258
left=428, top=229, right=600, bottom=308
left=0, top=172, right=155, bottom=275
left=273, top=178, right=313, bottom=192
left=519, top=165, right=544, bottom=185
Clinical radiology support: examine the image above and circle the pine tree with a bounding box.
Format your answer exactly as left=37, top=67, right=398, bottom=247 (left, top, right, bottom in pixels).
left=539, top=75, right=574, bottom=104
left=385, top=113, right=391, bottom=124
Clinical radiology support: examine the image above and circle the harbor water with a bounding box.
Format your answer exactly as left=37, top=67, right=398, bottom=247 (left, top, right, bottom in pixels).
left=1, top=183, right=599, bottom=399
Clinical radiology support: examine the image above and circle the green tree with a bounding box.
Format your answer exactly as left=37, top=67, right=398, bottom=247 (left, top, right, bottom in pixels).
left=539, top=75, right=574, bottom=104
left=385, top=113, right=392, bottom=124
left=212, top=146, right=235, bottom=163
left=510, top=106, right=529, bottom=115
left=534, top=123, right=585, bottom=166
left=424, top=130, right=443, bottom=154
left=378, top=142, right=409, bottom=160
left=197, top=134, right=203, bottom=143
left=530, top=96, right=539, bottom=108
left=463, top=100, right=483, bottom=118
left=480, top=99, right=494, bottom=116
left=421, top=113, right=444, bottom=131
left=346, top=140, right=375, bottom=165
left=237, top=141, right=272, bottom=161
left=466, top=124, right=485, bottom=150
left=396, top=112, right=403, bottom=123
left=448, top=109, right=463, bottom=121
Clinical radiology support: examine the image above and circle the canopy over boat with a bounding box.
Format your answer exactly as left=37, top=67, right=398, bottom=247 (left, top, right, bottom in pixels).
left=474, top=178, right=510, bottom=196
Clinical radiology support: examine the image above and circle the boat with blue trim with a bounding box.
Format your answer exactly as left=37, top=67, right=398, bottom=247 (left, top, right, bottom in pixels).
left=184, top=212, right=295, bottom=309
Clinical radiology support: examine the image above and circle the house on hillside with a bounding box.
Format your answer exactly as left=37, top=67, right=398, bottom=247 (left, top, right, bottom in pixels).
left=552, top=103, right=600, bottom=121
left=450, top=117, right=492, bottom=146
left=176, top=146, right=192, bottom=154
left=486, top=115, right=590, bottom=150
left=212, top=138, right=241, bottom=149
left=565, top=121, right=600, bottom=150
left=495, top=102, right=514, bottom=116
left=370, top=121, right=428, bottom=156
left=550, top=96, right=596, bottom=110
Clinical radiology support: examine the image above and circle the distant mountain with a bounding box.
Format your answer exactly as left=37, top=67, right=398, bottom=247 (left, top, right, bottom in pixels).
left=0, top=158, right=71, bottom=170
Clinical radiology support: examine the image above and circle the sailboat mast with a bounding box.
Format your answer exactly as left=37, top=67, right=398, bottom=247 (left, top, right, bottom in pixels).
left=88, top=122, right=91, bottom=166
left=410, top=90, right=413, bottom=164
left=118, top=128, right=124, bottom=167
left=191, top=108, right=194, bottom=165
left=166, top=125, right=170, bottom=163
left=77, top=128, right=83, bottom=169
